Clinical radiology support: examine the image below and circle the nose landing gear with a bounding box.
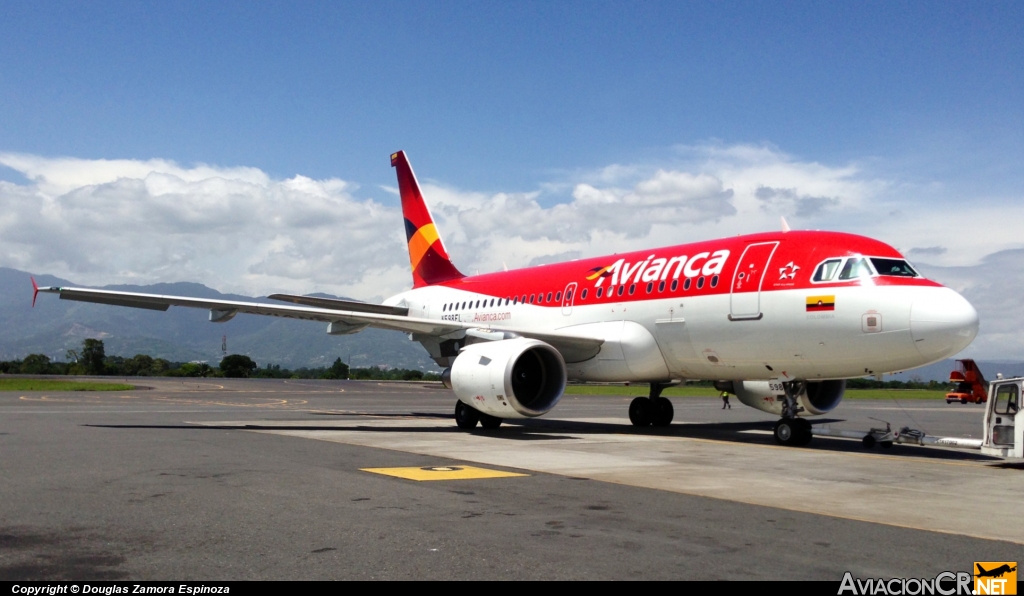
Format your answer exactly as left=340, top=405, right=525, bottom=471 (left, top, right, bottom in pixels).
left=774, top=417, right=812, bottom=446
left=773, top=381, right=813, bottom=446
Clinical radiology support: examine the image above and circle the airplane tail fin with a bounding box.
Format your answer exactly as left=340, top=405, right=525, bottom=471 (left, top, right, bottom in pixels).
left=391, top=151, right=465, bottom=288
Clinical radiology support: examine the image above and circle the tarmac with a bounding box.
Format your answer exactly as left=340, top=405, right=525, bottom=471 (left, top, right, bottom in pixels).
left=1, top=378, right=1020, bottom=580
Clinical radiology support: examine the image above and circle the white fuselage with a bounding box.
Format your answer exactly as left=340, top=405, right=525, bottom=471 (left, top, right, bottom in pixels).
left=386, top=282, right=979, bottom=383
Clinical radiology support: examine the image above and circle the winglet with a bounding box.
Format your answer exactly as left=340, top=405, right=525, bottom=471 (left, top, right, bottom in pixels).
left=781, top=216, right=791, bottom=233
left=31, top=276, right=39, bottom=307
left=391, top=151, right=465, bottom=288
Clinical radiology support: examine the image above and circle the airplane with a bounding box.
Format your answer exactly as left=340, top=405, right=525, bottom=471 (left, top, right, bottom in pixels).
left=33, top=151, right=980, bottom=446
left=974, top=569, right=1015, bottom=581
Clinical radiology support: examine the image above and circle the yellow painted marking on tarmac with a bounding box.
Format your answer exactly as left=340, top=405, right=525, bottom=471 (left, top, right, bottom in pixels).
left=361, top=465, right=528, bottom=481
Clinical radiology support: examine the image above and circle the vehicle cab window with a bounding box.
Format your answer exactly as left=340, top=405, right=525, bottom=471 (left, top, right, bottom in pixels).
left=995, top=384, right=1019, bottom=415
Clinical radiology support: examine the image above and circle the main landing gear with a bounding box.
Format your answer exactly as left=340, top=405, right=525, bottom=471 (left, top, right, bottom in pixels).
left=454, top=400, right=503, bottom=430
left=773, top=381, right=813, bottom=446
left=629, top=382, right=674, bottom=427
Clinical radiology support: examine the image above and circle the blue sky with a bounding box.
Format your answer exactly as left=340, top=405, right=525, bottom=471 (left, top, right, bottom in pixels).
left=1, top=1, right=1023, bottom=358
left=2, top=2, right=1020, bottom=190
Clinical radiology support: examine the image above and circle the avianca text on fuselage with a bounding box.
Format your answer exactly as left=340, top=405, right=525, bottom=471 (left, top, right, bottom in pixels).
left=588, top=250, right=730, bottom=288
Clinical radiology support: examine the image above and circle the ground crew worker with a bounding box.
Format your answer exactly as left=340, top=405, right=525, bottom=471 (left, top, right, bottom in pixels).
left=721, top=391, right=731, bottom=409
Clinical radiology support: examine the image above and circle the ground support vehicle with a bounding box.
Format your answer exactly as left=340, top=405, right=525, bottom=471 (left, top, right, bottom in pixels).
left=946, top=358, right=987, bottom=404
left=981, top=376, right=1023, bottom=458
left=810, top=375, right=1022, bottom=459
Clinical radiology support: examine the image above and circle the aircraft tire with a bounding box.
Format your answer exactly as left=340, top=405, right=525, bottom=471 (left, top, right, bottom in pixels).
left=862, top=434, right=876, bottom=449
left=455, top=401, right=480, bottom=430
left=479, top=413, right=503, bottom=429
left=651, top=397, right=674, bottom=426
left=794, top=418, right=813, bottom=446
left=774, top=418, right=797, bottom=445
left=629, top=397, right=653, bottom=427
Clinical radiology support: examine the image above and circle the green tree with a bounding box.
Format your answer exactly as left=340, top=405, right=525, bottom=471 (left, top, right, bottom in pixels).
left=81, top=339, right=106, bottom=375
left=179, top=362, right=215, bottom=377
left=123, top=354, right=155, bottom=376
left=220, top=354, right=257, bottom=378
left=20, top=354, right=52, bottom=375
left=320, top=357, right=350, bottom=380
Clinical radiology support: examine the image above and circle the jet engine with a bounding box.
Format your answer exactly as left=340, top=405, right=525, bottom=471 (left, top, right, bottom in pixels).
left=446, top=337, right=567, bottom=419
left=720, top=380, right=846, bottom=416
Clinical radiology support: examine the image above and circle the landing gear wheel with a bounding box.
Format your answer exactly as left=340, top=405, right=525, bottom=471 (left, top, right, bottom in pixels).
left=479, top=413, right=503, bottom=429
left=879, top=441, right=893, bottom=449
left=651, top=397, right=674, bottom=426
left=793, top=418, right=813, bottom=446
left=774, top=418, right=795, bottom=445
left=629, top=397, right=653, bottom=427
left=862, top=434, right=877, bottom=449
left=454, top=400, right=480, bottom=430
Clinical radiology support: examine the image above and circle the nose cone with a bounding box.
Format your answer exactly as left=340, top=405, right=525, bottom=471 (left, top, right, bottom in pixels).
left=910, top=288, right=979, bottom=362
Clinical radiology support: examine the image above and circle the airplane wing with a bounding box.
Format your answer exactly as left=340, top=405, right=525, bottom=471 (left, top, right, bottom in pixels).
left=36, top=285, right=603, bottom=361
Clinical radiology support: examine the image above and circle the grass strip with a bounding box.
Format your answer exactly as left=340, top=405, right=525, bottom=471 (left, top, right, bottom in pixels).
left=0, top=378, right=135, bottom=391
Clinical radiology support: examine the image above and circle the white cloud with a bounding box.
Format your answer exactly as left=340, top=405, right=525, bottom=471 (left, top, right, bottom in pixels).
left=0, top=153, right=402, bottom=300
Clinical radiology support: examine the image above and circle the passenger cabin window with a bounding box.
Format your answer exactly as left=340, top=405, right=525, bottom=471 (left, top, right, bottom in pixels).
left=838, top=258, right=872, bottom=280
left=870, top=258, right=918, bottom=277
left=597, top=287, right=603, bottom=298
left=555, top=292, right=562, bottom=302
left=581, top=289, right=588, bottom=300
left=813, top=259, right=843, bottom=282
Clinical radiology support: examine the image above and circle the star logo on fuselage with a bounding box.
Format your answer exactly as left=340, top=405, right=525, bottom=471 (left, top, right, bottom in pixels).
left=779, top=262, right=800, bottom=280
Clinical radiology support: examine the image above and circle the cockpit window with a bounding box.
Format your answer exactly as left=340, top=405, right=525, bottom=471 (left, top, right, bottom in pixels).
left=838, top=258, right=872, bottom=280
left=813, top=259, right=842, bottom=282
left=870, top=258, right=918, bottom=278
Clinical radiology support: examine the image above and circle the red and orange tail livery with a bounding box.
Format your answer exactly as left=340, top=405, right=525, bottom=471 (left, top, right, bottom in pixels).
left=391, top=151, right=464, bottom=288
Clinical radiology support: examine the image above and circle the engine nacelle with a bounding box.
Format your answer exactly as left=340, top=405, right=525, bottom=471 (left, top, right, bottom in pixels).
left=449, top=337, right=567, bottom=419
left=727, top=380, right=846, bottom=416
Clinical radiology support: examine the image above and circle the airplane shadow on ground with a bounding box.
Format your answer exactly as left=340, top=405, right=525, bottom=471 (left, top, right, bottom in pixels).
left=85, top=412, right=1001, bottom=463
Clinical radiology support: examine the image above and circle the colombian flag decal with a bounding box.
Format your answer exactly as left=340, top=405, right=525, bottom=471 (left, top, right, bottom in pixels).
left=806, top=295, right=835, bottom=312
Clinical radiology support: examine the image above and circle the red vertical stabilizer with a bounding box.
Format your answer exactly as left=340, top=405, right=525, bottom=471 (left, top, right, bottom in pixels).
left=391, top=151, right=465, bottom=288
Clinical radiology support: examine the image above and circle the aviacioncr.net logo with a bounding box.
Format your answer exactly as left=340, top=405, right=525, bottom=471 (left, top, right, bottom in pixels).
left=838, top=572, right=974, bottom=596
